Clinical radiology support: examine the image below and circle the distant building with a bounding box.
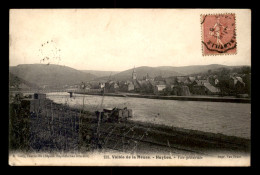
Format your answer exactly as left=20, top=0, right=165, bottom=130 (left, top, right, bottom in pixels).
left=175, top=76, right=190, bottom=85
left=90, top=82, right=100, bottom=89
left=159, top=77, right=192, bottom=96
left=187, top=77, right=196, bottom=84
left=153, top=85, right=166, bottom=94
left=229, top=76, right=245, bottom=94
left=153, top=81, right=167, bottom=94
left=193, top=80, right=209, bottom=86
left=80, top=82, right=86, bottom=89
left=99, top=82, right=105, bottom=89
left=33, top=93, right=46, bottom=100
left=207, top=76, right=219, bottom=86
left=229, top=76, right=245, bottom=88
left=192, top=82, right=220, bottom=95
left=85, top=83, right=91, bottom=90
left=137, top=80, right=154, bottom=93
left=172, top=85, right=191, bottom=96
left=119, top=81, right=135, bottom=92
left=165, top=77, right=176, bottom=86
left=215, top=79, right=219, bottom=85
left=89, top=81, right=106, bottom=89
left=105, top=81, right=119, bottom=93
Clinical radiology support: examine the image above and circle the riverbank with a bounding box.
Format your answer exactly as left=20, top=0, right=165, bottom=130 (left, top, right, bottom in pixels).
left=75, top=92, right=251, bottom=103
left=10, top=90, right=251, bottom=103
left=9, top=98, right=250, bottom=156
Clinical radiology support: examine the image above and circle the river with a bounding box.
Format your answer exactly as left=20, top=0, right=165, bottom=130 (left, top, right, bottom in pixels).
left=46, top=92, right=251, bottom=139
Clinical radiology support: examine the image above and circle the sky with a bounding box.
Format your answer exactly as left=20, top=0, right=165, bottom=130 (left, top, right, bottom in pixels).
left=9, top=9, right=251, bottom=71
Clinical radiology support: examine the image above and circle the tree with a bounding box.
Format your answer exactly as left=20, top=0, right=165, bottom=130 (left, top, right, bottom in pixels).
left=219, top=68, right=230, bottom=77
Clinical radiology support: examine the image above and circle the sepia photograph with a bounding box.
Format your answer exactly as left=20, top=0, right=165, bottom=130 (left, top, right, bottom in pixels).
left=9, top=9, right=251, bottom=166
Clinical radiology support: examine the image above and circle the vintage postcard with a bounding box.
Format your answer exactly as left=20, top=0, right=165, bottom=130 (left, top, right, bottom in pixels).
left=9, top=9, right=251, bottom=166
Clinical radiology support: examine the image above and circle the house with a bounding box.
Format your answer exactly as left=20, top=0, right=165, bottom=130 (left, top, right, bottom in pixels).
left=164, top=77, right=192, bottom=96
left=33, top=93, right=46, bottom=100
left=172, top=85, right=191, bottom=96
left=187, top=77, right=196, bottom=84
left=137, top=80, right=154, bottom=93
left=229, top=76, right=245, bottom=88
left=164, top=77, right=177, bottom=91
left=203, top=83, right=220, bottom=94
left=192, top=82, right=220, bottom=95
left=89, top=81, right=106, bottom=89
left=119, top=81, right=135, bottom=92
left=153, top=81, right=167, bottom=94
left=193, top=80, right=209, bottom=86
left=126, top=82, right=135, bottom=91
left=118, top=81, right=126, bottom=91
left=84, top=83, right=91, bottom=90
left=105, top=81, right=119, bottom=93
left=208, top=76, right=219, bottom=86
left=165, top=77, right=176, bottom=86
left=175, top=76, right=194, bottom=85
left=242, top=73, right=251, bottom=95
left=99, top=82, right=105, bottom=89
left=229, top=76, right=246, bottom=94
left=154, top=85, right=167, bottom=94
left=215, top=79, right=219, bottom=85
left=90, top=82, right=100, bottom=89
left=80, top=82, right=86, bottom=89
left=175, top=76, right=187, bottom=85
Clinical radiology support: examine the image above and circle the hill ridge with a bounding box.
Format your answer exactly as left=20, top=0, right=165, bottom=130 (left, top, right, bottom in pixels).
left=10, top=64, right=250, bottom=86
left=10, top=64, right=97, bottom=87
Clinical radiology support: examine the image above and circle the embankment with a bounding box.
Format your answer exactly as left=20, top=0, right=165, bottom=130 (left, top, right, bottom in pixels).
left=76, top=92, right=251, bottom=103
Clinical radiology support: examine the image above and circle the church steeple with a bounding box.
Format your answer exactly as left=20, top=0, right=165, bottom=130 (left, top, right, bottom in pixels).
left=132, top=66, right=137, bottom=80
left=145, top=73, right=149, bottom=81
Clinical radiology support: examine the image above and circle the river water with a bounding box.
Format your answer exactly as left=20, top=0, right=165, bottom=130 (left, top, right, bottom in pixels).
left=46, top=92, right=251, bottom=139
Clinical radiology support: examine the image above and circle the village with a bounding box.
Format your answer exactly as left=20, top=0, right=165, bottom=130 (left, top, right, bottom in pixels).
left=9, top=66, right=251, bottom=154
left=67, top=67, right=250, bottom=98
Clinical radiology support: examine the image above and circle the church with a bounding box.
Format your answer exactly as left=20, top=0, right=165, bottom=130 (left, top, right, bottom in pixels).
left=131, top=67, right=154, bottom=93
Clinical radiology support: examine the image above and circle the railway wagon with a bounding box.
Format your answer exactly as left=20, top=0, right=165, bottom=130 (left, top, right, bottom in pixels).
left=95, top=107, right=132, bottom=122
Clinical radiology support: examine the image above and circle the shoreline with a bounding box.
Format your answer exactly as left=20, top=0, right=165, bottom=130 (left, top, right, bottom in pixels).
left=75, top=92, right=251, bottom=103
left=9, top=90, right=251, bottom=103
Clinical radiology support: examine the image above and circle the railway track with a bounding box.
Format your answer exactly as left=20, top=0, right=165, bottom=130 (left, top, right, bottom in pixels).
left=83, top=124, right=210, bottom=155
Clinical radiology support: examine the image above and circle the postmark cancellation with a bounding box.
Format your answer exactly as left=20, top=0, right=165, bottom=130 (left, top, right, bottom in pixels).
left=201, top=13, right=237, bottom=56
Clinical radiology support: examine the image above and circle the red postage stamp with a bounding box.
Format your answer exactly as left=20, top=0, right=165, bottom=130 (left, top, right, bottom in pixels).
left=201, top=14, right=237, bottom=56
